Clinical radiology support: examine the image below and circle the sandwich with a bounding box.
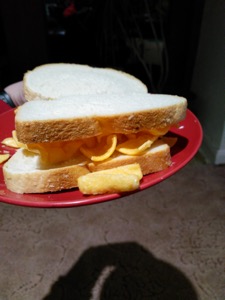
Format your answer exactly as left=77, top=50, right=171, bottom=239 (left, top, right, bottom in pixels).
left=3, top=92, right=187, bottom=194
left=23, top=63, right=148, bottom=101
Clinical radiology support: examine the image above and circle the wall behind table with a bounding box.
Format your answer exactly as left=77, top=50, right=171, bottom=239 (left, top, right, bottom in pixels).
left=0, top=0, right=48, bottom=86
left=191, top=0, right=225, bottom=164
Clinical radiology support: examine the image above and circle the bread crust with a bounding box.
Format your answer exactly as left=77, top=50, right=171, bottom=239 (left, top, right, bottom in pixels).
left=3, top=141, right=171, bottom=194
left=3, top=159, right=90, bottom=194
left=16, top=103, right=186, bottom=143
left=16, top=117, right=103, bottom=143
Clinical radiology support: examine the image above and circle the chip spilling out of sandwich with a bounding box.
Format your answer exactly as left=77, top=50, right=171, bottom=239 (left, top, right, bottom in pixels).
left=3, top=92, right=187, bottom=194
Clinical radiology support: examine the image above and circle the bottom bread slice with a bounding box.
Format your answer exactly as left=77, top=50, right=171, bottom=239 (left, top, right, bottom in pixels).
left=3, top=140, right=171, bottom=194
left=3, top=149, right=90, bottom=194
left=88, top=140, right=171, bottom=175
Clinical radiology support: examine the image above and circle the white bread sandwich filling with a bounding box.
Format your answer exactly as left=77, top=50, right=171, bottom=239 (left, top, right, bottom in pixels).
left=3, top=93, right=187, bottom=194
left=24, top=63, right=148, bottom=101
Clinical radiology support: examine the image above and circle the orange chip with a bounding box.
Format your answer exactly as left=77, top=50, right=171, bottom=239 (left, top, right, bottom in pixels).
left=1, top=137, right=19, bottom=148
left=116, top=133, right=157, bottom=155
left=0, top=154, right=10, bottom=164
left=2, top=130, right=26, bottom=149
left=27, top=140, right=83, bottom=164
left=80, top=134, right=117, bottom=161
left=150, top=126, right=170, bottom=136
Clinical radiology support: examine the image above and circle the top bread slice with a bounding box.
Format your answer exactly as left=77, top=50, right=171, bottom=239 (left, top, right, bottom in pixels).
left=24, top=63, right=148, bottom=101
left=15, top=93, right=187, bottom=144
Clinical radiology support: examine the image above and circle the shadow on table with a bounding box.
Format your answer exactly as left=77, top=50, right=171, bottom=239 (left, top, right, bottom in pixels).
left=43, top=242, right=198, bottom=300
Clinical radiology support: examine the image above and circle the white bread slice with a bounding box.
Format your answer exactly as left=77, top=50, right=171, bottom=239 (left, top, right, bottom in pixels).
left=15, top=93, right=187, bottom=143
left=88, top=140, right=171, bottom=174
left=3, top=149, right=90, bottom=194
left=24, top=63, right=148, bottom=101
left=3, top=140, right=171, bottom=194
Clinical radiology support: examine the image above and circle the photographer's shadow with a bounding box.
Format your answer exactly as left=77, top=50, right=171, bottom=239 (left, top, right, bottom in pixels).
left=44, top=242, right=198, bottom=300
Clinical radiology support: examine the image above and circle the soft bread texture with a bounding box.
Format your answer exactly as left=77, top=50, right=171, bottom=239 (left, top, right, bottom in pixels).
left=3, top=149, right=90, bottom=194
left=3, top=140, right=171, bottom=194
left=24, top=63, right=148, bottom=101
left=15, top=93, right=187, bottom=143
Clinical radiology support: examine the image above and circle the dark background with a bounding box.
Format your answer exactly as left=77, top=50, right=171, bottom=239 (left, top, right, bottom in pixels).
left=0, top=0, right=205, bottom=98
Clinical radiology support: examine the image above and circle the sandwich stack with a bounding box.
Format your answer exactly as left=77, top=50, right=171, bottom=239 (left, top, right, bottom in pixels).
left=2, top=63, right=187, bottom=195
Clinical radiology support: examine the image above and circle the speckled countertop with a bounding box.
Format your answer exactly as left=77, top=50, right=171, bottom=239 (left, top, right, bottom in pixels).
left=0, top=157, right=224, bottom=300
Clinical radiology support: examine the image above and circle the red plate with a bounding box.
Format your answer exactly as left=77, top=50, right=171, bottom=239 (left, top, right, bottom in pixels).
left=0, top=109, right=202, bottom=208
